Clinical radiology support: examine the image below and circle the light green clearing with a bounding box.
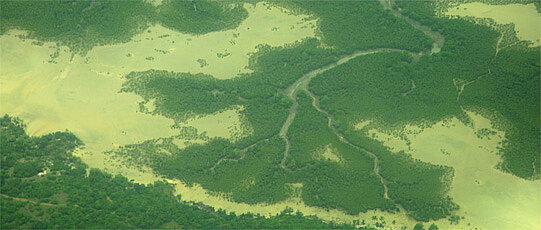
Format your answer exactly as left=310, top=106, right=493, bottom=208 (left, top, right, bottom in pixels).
left=165, top=176, right=470, bottom=229
left=313, top=144, right=343, bottom=164
left=366, top=111, right=541, bottom=230
left=354, top=120, right=372, bottom=130
left=181, top=106, right=252, bottom=142
left=88, top=2, right=318, bottom=79
left=147, top=0, right=163, bottom=7
left=0, top=32, right=179, bottom=180
left=444, top=2, right=541, bottom=46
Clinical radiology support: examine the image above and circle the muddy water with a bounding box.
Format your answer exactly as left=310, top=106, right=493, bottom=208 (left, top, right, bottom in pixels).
left=444, top=2, right=541, bottom=46
left=0, top=33, right=176, bottom=147
left=367, top=111, right=541, bottom=230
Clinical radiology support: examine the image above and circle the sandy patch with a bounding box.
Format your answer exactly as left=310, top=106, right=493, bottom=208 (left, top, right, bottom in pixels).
left=0, top=33, right=178, bottom=177
left=147, top=0, right=163, bottom=7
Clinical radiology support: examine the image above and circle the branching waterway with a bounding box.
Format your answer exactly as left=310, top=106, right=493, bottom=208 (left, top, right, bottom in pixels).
left=456, top=33, right=503, bottom=104
left=278, top=49, right=406, bottom=198
left=278, top=0, right=445, bottom=200
left=278, top=48, right=407, bottom=172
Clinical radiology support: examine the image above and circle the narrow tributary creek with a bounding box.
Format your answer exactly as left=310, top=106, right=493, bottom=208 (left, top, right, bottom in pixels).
left=278, top=0, right=444, bottom=201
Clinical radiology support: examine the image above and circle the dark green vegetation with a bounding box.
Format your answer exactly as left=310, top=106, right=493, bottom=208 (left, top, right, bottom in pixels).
left=117, top=0, right=460, bottom=222
left=393, top=0, right=540, bottom=180
left=117, top=0, right=538, bottom=222
left=121, top=39, right=341, bottom=143
left=287, top=92, right=393, bottom=214
left=0, top=115, right=354, bottom=229
left=1, top=0, right=539, bottom=227
left=308, top=0, right=539, bottom=180
left=0, top=0, right=154, bottom=54
left=460, top=46, right=540, bottom=178
left=158, top=0, right=248, bottom=35
left=310, top=51, right=459, bottom=125
left=118, top=0, right=539, bottom=221
left=309, top=52, right=460, bottom=220
left=278, top=0, right=433, bottom=53
left=0, top=0, right=248, bottom=54
left=413, top=222, right=439, bottom=230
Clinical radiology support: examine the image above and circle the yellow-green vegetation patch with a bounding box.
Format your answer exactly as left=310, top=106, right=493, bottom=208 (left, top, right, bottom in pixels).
left=147, top=0, right=163, bottom=7
left=43, top=2, right=318, bottom=79
left=0, top=30, right=254, bottom=185
left=444, top=2, right=541, bottom=46
left=114, top=3, right=460, bottom=220
left=7, top=0, right=539, bottom=228
left=171, top=138, right=207, bottom=150
left=180, top=106, right=252, bottom=141
left=0, top=33, right=180, bottom=177
left=354, top=120, right=372, bottom=130
left=0, top=33, right=178, bottom=149
left=369, top=111, right=541, bottom=230
left=163, top=178, right=463, bottom=229
left=313, top=144, right=343, bottom=164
